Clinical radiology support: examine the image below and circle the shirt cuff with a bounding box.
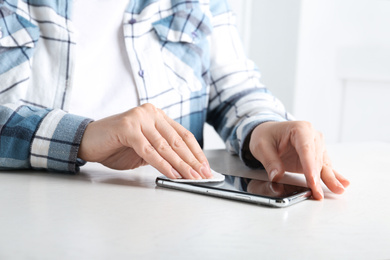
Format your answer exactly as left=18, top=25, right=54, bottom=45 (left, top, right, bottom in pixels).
left=238, top=117, right=287, bottom=169
left=30, top=109, right=93, bottom=173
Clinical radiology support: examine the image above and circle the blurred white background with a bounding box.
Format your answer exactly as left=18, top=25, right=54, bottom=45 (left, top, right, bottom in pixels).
left=204, top=0, right=390, bottom=149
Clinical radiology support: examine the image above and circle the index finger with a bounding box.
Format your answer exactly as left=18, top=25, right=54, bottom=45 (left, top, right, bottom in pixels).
left=290, top=125, right=324, bottom=200
left=162, top=112, right=211, bottom=170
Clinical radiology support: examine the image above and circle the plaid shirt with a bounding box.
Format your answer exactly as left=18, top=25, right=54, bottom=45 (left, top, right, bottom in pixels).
left=0, top=0, right=290, bottom=173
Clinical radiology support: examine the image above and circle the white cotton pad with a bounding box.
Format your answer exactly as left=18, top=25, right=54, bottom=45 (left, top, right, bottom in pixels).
left=170, top=169, right=225, bottom=183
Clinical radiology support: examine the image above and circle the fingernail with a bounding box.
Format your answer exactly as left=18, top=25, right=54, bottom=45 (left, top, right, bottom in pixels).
left=171, top=168, right=181, bottom=179
left=190, top=168, right=202, bottom=180
left=201, top=162, right=213, bottom=178
left=269, top=169, right=278, bottom=181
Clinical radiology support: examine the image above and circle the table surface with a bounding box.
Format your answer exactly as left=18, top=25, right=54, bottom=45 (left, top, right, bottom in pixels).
left=1, top=143, right=389, bottom=259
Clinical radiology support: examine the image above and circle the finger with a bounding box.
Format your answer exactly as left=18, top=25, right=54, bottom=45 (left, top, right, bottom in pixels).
left=320, top=166, right=346, bottom=194
left=162, top=112, right=211, bottom=177
left=322, top=151, right=350, bottom=190
left=154, top=117, right=211, bottom=179
left=333, top=169, right=351, bottom=188
left=130, top=133, right=183, bottom=179
left=290, top=124, right=324, bottom=200
left=314, top=131, right=325, bottom=178
left=250, top=137, right=285, bottom=182
left=141, top=124, right=202, bottom=180
left=128, top=104, right=200, bottom=179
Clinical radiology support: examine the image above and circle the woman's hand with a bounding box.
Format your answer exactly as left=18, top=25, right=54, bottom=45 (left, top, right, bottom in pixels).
left=78, top=103, right=212, bottom=180
left=249, top=121, right=350, bottom=200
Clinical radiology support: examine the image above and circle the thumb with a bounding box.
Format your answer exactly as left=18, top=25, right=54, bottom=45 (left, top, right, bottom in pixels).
left=251, top=140, right=285, bottom=182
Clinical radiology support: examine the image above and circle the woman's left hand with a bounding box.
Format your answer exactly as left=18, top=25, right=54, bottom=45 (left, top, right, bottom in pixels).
left=249, top=121, right=350, bottom=200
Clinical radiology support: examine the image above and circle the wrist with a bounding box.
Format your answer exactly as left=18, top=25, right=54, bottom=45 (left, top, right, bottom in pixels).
left=31, top=110, right=93, bottom=172
left=241, top=124, right=263, bottom=168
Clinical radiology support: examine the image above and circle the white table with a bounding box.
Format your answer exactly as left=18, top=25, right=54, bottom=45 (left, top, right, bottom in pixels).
left=1, top=143, right=389, bottom=259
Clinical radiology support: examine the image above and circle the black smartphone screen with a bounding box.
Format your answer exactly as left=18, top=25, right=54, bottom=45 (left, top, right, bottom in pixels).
left=186, top=175, right=311, bottom=199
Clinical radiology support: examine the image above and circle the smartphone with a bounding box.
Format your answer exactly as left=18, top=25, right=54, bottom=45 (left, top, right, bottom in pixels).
left=155, top=175, right=312, bottom=208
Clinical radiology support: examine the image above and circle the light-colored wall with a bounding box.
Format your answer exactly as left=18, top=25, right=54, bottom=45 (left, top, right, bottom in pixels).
left=205, top=0, right=390, bottom=149
left=294, top=0, right=390, bottom=143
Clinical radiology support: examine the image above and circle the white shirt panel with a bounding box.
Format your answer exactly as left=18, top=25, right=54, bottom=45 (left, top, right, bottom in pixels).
left=70, top=0, right=138, bottom=120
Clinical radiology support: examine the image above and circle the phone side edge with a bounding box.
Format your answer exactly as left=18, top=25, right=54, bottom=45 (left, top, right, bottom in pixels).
left=269, top=190, right=312, bottom=208
left=156, top=178, right=275, bottom=207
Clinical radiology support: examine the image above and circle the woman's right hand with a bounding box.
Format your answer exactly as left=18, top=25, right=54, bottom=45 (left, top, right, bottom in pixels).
left=78, top=103, right=212, bottom=180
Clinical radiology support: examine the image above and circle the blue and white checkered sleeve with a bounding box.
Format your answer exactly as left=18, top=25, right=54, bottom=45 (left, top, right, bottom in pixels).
left=0, top=104, right=92, bottom=173
left=207, top=0, right=293, bottom=167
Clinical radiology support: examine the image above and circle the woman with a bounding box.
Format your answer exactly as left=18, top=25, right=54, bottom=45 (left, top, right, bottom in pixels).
left=0, top=0, right=349, bottom=200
